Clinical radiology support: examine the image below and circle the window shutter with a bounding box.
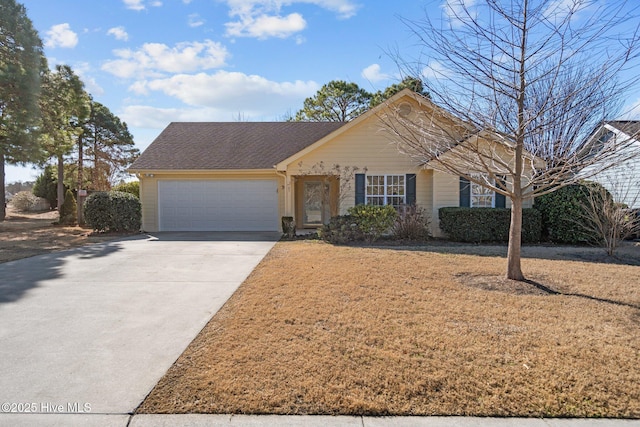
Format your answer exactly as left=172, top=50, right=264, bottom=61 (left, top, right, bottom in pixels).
left=406, top=174, right=416, bottom=205
left=495, top=176, right=506, bottom=208
left=459, top=177, right=470, bottom=207
left=355, top=174, right=365, bottom=205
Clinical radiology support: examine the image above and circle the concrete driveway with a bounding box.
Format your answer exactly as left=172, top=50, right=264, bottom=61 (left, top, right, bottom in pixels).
left=0, top=232, right=278, bottom=420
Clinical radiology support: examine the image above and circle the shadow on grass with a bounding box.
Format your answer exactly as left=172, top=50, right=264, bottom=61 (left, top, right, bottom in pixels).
left=523, top=278, right=640, bottom=310
left=367, top=239, right=640, bottom=267
left=0, top=240, right=127, bottom=304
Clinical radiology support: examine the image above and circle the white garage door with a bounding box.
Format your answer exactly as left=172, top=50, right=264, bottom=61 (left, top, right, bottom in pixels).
left=158, top=180, right=279, bottom=231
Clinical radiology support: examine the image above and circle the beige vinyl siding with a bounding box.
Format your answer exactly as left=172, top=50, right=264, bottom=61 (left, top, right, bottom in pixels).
left=431, top=170, right=459, bottom=237
left=285, top=118, right=425, bottom=214
left=137, top=171, right=283, bottom=232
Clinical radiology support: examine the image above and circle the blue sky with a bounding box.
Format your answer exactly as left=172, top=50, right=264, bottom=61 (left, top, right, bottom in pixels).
left=6, top=0, right=640, bottom=183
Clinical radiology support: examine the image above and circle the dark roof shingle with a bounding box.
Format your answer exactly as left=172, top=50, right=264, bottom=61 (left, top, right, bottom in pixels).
left=130, top=122, right=346, bottom=170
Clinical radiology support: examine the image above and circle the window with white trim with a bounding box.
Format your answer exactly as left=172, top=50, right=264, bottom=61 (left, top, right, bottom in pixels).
left=470, top=175, right=495, bottom=208
left=366, top=175, right=405, bottom=207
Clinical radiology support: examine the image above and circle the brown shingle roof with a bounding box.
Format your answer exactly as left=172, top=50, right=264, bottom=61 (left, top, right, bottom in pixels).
left=130, top=122, right=346, bottom=170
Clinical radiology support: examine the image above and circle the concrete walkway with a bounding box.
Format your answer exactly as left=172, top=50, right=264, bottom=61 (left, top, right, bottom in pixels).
left=0, top=414, right=638, bottom=426
left=0, top=232, right=278, bottom=422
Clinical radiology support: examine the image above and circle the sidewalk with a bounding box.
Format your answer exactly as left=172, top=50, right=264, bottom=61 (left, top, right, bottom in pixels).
left=1, top=414, right=639, bottom=426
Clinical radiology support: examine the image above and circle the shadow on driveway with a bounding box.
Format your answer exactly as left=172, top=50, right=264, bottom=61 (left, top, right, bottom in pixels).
left=0, top=239, right=134, bottom=304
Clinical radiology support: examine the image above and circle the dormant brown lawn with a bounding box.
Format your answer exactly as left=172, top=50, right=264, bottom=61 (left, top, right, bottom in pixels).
left=138, top=240, right=640, bottom=417
left=0, top=207, right=119, bottom=263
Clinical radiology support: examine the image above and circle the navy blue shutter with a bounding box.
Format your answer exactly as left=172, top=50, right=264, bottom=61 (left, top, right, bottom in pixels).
left=495, top=176, right=506, bottom=208
left=459, top=177, right=470, bottom=207
left=406, top=174, right=416, bottom=205
left=355, top=174, right=365, bottom=205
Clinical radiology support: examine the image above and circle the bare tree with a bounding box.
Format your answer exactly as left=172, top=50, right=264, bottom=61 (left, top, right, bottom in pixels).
left=580, top=174, right=640, bottom=256
left=380, top=0, right=640, bottom=280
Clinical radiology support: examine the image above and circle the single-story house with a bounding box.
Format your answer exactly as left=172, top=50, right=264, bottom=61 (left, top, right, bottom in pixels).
left=584, top=120, right=640, bottom=209
left=129, top=89, right=532, bottom=235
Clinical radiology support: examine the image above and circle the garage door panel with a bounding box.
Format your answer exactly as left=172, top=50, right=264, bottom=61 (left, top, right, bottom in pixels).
left=158, top=180, right=278, bottom=231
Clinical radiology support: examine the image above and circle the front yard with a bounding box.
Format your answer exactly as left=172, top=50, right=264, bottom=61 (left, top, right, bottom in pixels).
left=138, top=240, right=640, bottom=417
left=0, top=206, right=120, bottom=263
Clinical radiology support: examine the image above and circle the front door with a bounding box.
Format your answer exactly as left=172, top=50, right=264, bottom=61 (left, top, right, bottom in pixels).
left=296, top=176, right=338, bottom=228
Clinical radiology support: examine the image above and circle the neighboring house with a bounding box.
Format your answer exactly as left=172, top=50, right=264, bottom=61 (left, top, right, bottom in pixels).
left=584, top=121, right=640, bottom=209
left=129, top=89, right=532, bottom=235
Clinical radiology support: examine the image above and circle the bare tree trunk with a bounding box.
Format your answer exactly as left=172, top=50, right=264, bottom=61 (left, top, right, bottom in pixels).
left=76, top=133, right=85, bottom=225
left=507, top=194, right=524, bottom=281
left=57, top=154, right=64, bottom=213
left=0, top=153, right=6, bottom=221
left=506, top=0, right=527, bottom=282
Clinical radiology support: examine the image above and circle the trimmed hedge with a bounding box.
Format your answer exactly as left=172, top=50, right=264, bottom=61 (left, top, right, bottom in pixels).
left=84, top=191, right=141, bottom=232
left=439, top=207, right=542, bottom=243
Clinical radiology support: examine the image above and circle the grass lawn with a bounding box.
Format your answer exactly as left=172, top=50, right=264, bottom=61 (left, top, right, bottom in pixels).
left=138, top=240, right=640, bottom=417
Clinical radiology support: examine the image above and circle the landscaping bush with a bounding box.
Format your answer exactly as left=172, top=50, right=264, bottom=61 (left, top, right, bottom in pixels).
left=392, top=205, right=431, bottom=241
left=318, top=215, right=365, bottom=244
left=84, top=191, right=141, bottom=232
left=534, top=183, right=608, bottom=244
left=112, top=181, right=140, bottom=199
left=32, top=165, right=61, bottom=209
left=348, top=204, right=397, bottom=243
left=439, top=207, right=542, bottom=243
left=10, top=191, right=40, bottom=212
left=320, top=205, right=412, bottom=244
left=59, top=189, right=77, bottom=225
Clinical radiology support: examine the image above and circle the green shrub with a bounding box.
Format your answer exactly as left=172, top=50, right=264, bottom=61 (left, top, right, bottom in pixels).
left=84, top=192, right=112, bottom=232
left=534, top=183, right=609, bottom=244
left=438, top=207, right=542, bottom=243
left=32, top=165, right=60, bottom=209
left=318, top=215, right=365, bottom=244
left=347, top=204, right=398, bottom=243
left=112, top=181, right=140, bottom=199
left=84, top=191, right=141, bottom=232
left=59, top=189, right=77, bottom=225
left=392, top=205, right=431, bottom=241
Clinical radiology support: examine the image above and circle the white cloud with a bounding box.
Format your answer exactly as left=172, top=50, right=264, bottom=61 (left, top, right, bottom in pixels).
left=226, top=13, right=306, bottom=39
left=188, top=13, right=205, bottom=28
left=123, top=0, right=145, bottom=10
left=122, top=0, right=162, bottom=11
left=107, top=26, right=129, bottom=41
left=223, top=0, right=358, bottom=39
left=441, top=0, right=477, bottom=28
left=422, top=61, right=449, bottom=80
left=143, top=71, right=318, bottom=110
left=361, top=64, right=391, bottom=83
left=121, top=72, right=319, bottom=128
left=300, top=0, right=359, bottom=19
left=73, top=62, right=105, bottom=96
left=45, top=23, right=78, bottom=48
left=102, top=40, right=229, bottom=79
left=542, top=0, right=588, bottom=22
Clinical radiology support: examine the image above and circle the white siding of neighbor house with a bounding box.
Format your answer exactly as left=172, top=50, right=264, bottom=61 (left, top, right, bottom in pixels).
left=588, top=139, right=640, bottom=209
